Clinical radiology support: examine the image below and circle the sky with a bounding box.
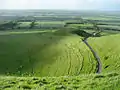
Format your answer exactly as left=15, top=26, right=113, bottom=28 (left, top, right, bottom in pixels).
left=0, top=0, right=120, bottom=10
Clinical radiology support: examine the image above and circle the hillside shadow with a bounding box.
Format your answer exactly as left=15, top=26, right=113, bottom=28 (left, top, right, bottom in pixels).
left=72, top=30, right=101, bottom=38
left=0, top=31, right=68, bottom=76
left=72, top=29, right=120, bottom=38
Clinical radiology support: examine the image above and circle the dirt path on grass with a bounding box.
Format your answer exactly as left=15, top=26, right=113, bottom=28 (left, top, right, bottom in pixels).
left=82, top=38, right=102, bottom=73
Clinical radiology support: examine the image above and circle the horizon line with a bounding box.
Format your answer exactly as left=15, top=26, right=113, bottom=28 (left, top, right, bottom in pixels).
left=0, top=9, right=120, bottom=11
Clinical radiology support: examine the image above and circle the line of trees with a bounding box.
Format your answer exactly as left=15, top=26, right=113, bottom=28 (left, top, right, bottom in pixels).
left=0, top=20, right=64, bottom=30
left=0, top=21, right=21, bottom=30
left=29, top=20, right=38, bottom=29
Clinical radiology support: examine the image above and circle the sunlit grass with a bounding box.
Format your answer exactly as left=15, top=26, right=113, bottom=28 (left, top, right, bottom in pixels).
left=88, top=34, right=120, bottom=73
left=0, top=30, right=96, bottom=77
left=0, top=72, right=119, bottom=90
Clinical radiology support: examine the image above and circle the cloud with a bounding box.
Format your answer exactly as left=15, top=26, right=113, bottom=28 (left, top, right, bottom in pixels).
left=39, top=0, right=77, bottom=9
left=0, top=0, right=120, bottom=10
left=0, top=0, right=77, bottom=9
left=76, top=0, right=120, bottom=10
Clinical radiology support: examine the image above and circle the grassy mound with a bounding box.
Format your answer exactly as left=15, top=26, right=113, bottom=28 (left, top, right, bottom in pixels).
left=0, top=30, right=96, bottom=76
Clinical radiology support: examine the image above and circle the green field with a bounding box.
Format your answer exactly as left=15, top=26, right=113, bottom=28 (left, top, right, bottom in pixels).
left=0, top=10, right=120, bottom=90
left=0, top=30, right=120, bottom=89
left=19, top=21, right=65, bottom=28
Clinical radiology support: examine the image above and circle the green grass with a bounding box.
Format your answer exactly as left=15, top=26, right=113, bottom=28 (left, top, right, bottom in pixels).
left=98, top=25, right=120, bottom=30
left=0, top=27, right=120, bottom=90
left=88, top=34, right=120, bottom=73
left=68, top=24, right=93, bottom=28
left=0, top=30, right=56, bottom=35
left=19, top=21, right=65, bottom=28
left=0, top=30, right=96, bottom=77
left=98, top=22, right=120, bottom=26
left=0, top=72, right=120, bottom=90
left=1, top=11, right=120, bottom=90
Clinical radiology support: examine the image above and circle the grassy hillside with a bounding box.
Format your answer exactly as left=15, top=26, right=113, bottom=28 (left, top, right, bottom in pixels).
left=1, top=10, right=120, bottom=90
left=0, top=30, right=120, bottom=90
left=0, top=30, right=96, bottom=77
left=88, top=34, right=120, bottom=73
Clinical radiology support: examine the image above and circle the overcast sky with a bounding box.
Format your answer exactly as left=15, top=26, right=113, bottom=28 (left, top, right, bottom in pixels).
left=0, top=0, right=120, bottom=10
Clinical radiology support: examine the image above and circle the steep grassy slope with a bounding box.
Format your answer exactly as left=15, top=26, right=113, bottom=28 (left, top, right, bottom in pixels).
left=0, top=30, right=96, bottom=76
left=0, top=72, right=119, bottom=90
left=1, top=30, right=120, bottom=90
left=88, top=34, right=120, bottom=73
